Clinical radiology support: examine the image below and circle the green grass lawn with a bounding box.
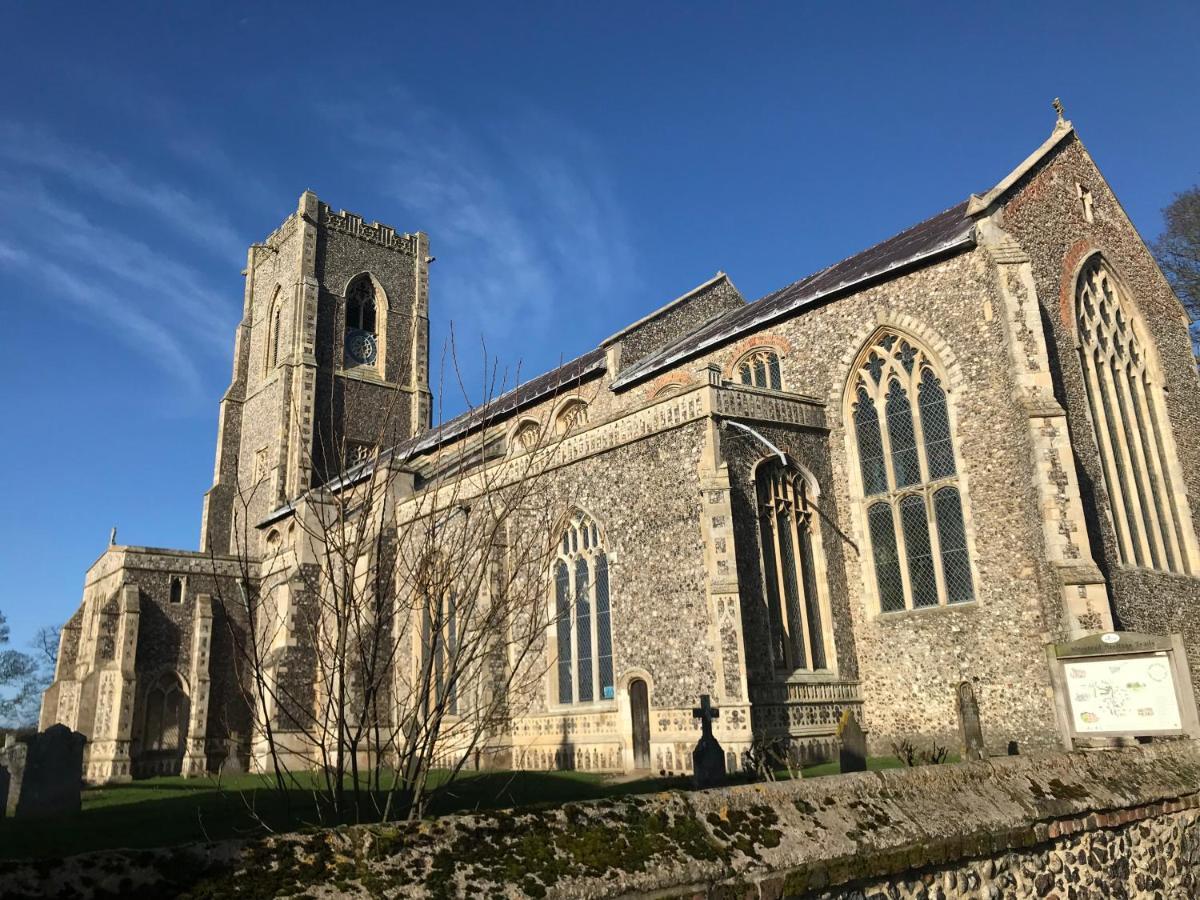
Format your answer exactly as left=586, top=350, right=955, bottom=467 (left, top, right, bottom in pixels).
left=0, top=756, right=915, bottom=860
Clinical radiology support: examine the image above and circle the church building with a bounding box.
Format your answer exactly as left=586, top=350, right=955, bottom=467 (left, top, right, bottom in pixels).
left=40, top=112, right=1200, bottom=782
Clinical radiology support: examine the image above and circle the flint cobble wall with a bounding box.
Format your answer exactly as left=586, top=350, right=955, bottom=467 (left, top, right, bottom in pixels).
left=637, top=248, right=1062, bottom=754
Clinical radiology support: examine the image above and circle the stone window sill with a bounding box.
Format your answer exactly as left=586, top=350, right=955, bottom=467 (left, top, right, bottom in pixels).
left=875, top=599, right=979, bottom=621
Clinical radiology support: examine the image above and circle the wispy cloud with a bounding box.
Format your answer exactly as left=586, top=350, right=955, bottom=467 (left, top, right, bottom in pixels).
left=0, top=124, right=246, bottom=398
left=321, top=92, right=639, bottom=401
left=0, top=122, right=245, bottom=262
left=0, top=239, right=204, bottom=394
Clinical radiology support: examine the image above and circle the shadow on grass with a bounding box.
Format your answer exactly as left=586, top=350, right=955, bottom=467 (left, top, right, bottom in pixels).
left=0, top=756, right=920, bottom=860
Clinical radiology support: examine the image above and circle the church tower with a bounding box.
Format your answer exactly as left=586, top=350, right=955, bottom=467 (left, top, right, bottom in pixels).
left=200, top=191, right=432, bottom=553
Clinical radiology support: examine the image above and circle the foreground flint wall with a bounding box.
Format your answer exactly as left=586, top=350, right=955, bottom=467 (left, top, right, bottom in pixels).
left=2, top=742, right=1198, bottom=898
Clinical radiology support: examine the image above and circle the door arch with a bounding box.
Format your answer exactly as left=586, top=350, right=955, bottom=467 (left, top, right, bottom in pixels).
left=629, top=678, right=650, bottom=770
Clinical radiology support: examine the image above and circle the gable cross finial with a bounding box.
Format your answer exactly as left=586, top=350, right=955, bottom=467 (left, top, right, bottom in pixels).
left=1052, top=97, right=1066, bottom=125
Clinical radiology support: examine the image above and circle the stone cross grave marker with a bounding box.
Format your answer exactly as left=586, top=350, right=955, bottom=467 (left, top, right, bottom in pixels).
left=838, top=710, right=867, bottom=773
left=691, top=694, right=726, bottom=788
left=957, top=681, right=986, bottom=761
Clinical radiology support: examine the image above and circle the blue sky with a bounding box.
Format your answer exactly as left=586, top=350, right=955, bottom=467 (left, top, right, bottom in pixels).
left=1, top=2, right=1197, bottom=651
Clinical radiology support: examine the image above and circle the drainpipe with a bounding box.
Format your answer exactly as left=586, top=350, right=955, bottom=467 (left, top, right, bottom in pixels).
left=720, top=420, right=787, bottom=466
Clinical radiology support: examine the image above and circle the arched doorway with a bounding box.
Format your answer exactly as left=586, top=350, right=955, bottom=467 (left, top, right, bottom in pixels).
left=629, top=679, right=650, bottom=770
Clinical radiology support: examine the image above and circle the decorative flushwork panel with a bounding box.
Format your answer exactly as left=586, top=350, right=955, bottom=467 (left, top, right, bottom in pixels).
left=714, top=386, right=826, bottom=430
left=321, top=206, right=418, bottom=253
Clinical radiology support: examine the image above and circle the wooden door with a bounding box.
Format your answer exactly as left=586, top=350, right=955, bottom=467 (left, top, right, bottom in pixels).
left=630, top=679, right=651, bottom=770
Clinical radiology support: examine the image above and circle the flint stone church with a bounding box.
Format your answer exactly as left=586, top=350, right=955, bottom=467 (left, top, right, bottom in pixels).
left=40, top=113, right=1200, bottom=782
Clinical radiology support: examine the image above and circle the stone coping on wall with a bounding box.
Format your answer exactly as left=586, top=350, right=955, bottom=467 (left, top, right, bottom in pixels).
left=1, top=742, right=1197, bottom=898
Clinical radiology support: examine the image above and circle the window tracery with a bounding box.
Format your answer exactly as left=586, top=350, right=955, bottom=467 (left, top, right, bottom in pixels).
left=736, top=348, right=783, bottom=391
left=344, top=275, right=379, bottom=368
left=1076, top=257, right=1194, bottom=574
left=512, top=420, right=541, bottom=452
left=849, top=331, right=974, bottom=612
left=755, top=461, right=832, bottom=672
left=555, top=399, right=589, bottom=435
left=142, top=672, right=186, bottom=753
left=554, top=511, right=613, bottom=704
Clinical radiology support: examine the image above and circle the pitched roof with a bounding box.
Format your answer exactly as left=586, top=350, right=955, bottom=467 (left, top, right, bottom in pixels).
left=609, top=199, right=975, bottom=390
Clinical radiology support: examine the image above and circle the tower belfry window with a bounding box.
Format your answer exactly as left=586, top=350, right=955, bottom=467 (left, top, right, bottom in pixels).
left=344, top=276, right=379, bottom=367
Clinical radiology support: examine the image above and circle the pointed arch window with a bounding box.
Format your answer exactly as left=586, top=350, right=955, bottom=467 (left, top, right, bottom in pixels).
left=755, top=461, right=833, bottom=671
left=265, top=289, right=285, bottom=373
left=736, top=348, right=783, bottom=391
left=1076, top=257, right=1195, bottom=573
left=555, top=399, right=589, bottom=436
left=417, top=554, right=459, bottom=716
left=850, top=332, right=975, bottom=612
left=344, top=275, right=380, bottom=368
left=142, top=672, right=187, bottom=753
left=554, top=511, right=613, bottom=704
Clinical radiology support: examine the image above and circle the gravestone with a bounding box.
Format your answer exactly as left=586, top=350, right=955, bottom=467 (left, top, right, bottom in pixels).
left=957, top=681, right=986, bottom=761
left=0, top=737, right=27, bottom=819
left=3, top=724, right=86, bottom=819
left=837, top=710, right=867, bottom=773
left=691, top=695, right=726, bottom=788
left=220, top=733, right=244, bottom=775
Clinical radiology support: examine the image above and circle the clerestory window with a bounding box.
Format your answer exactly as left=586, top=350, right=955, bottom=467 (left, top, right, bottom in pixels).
left=736, top=348, right=783, bottom=391
left=850, top=332, right=974, bottom=612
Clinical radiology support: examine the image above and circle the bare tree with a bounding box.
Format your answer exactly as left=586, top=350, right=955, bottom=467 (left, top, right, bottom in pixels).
left=1153, top=185, right=1200, bottom=353
left=212, top=338, right=584, bottom=826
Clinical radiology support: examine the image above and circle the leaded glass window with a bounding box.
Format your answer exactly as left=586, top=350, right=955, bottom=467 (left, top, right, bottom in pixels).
left=554, top=512, right=614, bottom=704
left=849, top=331, right=975, bottom=612
left=737, top=348, right=784, bottom=391
left=755, top=460, right=834, bottom=672
left=867, top=502, right=905, bottom=612
left=1076, top=257, right=1195, bottom=574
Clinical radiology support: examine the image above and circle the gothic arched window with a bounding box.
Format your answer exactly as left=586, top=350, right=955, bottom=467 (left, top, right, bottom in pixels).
left=736, top=348, right=783, bottom=391
left=512, top=419, right=541, bottom=453
left=265, top=289, right=285, bottom=373
left=850, top=332, right=975, bottom=612
left=755, top=460, right=833, bottom=672
left=344, top=275, right=380, bottom=369
left=554, top=511, right=613, bottom=704
left=1076, top=257, right=1195, bottom=573
left=554, top=399, right=589, bottom=436
left=142, top=672, right=187, bottom=753
left=418, top=554, right=459, bottom=716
